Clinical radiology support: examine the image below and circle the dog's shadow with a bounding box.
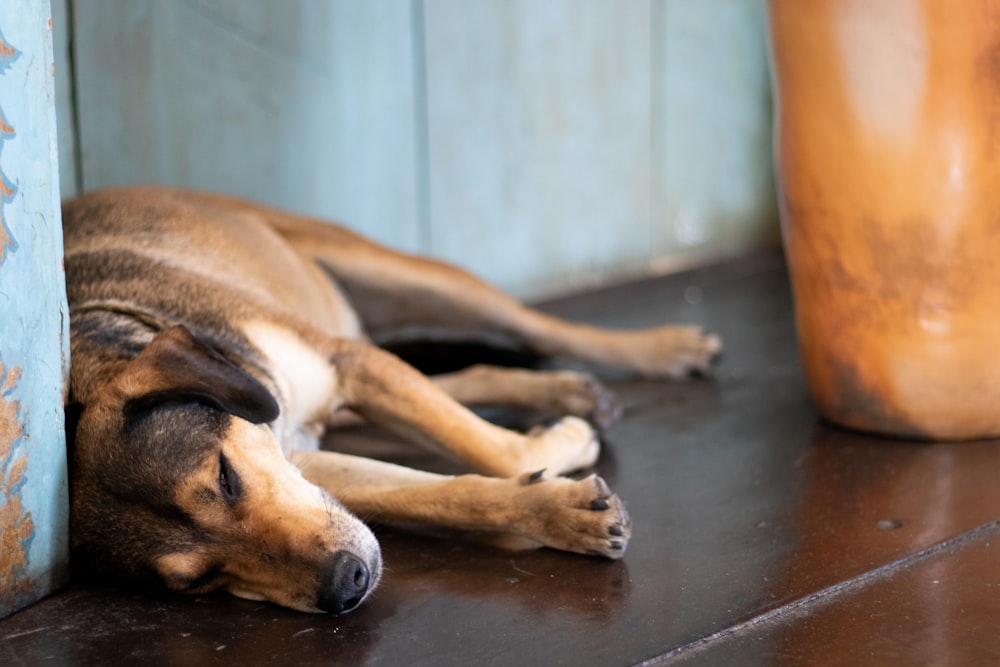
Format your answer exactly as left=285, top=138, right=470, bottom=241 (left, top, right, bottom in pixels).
left=368, top=526, right=633, bottom=618
left=127, top=542, right=629, bottom=664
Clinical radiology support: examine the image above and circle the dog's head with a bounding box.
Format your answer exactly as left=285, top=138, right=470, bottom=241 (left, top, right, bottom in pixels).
left=69, top=326, right=381, bottom=613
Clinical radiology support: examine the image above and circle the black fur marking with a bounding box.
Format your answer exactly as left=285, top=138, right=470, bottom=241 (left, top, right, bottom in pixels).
left=72, top=403, right=232, bottom=586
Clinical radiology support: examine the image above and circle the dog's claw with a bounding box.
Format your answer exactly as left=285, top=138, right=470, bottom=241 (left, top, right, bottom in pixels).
left=590, top=498, right=611, bottom=511
left=521, top=469, right=546, bottom=485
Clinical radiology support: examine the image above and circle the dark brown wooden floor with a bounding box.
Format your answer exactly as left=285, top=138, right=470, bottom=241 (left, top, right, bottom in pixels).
left=6, top=252, right=1000, bottom=665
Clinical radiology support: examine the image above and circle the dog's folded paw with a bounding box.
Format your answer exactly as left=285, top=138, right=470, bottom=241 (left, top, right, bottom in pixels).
left=522, top=416, right=599, bottom=476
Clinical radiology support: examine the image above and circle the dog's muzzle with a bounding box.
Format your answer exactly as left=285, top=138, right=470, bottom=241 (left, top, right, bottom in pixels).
left=316, top=550, right=376, bottom=614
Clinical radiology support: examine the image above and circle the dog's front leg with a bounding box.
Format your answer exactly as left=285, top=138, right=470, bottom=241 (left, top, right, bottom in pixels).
left=328, top=340, right=599, bottom=477
left=291, top=450, right=630, bottom=558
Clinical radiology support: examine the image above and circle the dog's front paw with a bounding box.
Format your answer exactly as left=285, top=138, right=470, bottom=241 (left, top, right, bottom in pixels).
left=515, top=471, right=631, bottom=559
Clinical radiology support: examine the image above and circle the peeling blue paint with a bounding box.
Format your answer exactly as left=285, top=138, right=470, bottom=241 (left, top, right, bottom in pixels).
left=0, top=28, right=21, bottom=73
left=0, top=0, right=70, bottom=619
left=0, top=103, right=19, bottom=264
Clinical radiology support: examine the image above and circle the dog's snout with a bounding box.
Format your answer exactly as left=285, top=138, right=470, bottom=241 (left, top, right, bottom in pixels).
left=317, top=551, right=371, bottom=614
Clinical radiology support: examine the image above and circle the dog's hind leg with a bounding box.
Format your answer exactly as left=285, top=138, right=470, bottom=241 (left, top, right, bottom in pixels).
left=270, top=214, right=720, bottom=378
left=291, top=450, right=630, bottom=559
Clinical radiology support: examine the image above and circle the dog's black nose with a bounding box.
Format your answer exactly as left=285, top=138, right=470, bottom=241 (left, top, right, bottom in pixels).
left=316, top=551, right=371, bottom=614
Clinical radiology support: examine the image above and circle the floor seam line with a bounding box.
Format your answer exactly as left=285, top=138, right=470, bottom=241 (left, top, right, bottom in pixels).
left=643, top=517, right=1000, bottom=665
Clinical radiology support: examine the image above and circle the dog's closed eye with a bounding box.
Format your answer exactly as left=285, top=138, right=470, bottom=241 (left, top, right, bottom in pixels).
left=182, top=567, right=225, bottom=593
left=218, top=453, right=241, bottom=503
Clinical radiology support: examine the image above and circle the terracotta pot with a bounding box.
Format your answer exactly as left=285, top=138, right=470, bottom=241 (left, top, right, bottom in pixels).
left=768, top=0, right=1000, bottom=439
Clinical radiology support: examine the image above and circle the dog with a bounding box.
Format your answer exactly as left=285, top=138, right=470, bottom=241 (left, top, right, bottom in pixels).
left=63, top=186, right=720, bottom=614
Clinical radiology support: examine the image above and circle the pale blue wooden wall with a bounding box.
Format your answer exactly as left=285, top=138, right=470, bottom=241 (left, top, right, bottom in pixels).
left=58, top=0, right=776, bottom=299
left=0, top=0, right=774, bottom=618
left=0, top=0, right=70, bottom=618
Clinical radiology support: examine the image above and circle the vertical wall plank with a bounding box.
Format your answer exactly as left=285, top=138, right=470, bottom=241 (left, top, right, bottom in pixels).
left=72, top=0, right=421, bottom=251
left=51, top=0, right=77, bottom=200
left=422, top=0, right=652, bottom=298
left=0, top=0, right=71, bottom=618
left=652, top=0, right=777, bottom=270
left=66, top=0, right=777, bottom=299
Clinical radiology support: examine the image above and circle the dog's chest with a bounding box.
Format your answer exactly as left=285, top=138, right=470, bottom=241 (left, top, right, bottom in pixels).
left=242, top=321, right=338, bottom=455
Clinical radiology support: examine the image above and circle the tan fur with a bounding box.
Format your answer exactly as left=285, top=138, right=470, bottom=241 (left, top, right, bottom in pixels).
left=64, top=186, right=719, bottom=613
left=164, top=420, right=380, bottom=611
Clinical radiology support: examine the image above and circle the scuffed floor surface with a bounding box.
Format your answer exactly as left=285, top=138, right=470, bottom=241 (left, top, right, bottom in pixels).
left=6, top=252, right=1000, bottom=665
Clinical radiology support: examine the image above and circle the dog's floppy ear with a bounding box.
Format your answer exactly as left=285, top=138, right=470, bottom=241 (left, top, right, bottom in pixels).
left=116, top=326, right=279, bottom=424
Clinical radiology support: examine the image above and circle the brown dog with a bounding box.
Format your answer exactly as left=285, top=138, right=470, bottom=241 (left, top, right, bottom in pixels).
left=64, top=186, right=720, bottom=614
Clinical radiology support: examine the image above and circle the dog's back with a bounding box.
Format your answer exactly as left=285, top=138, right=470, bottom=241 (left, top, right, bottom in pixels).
left=63, top=186, right=362, bottom=405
